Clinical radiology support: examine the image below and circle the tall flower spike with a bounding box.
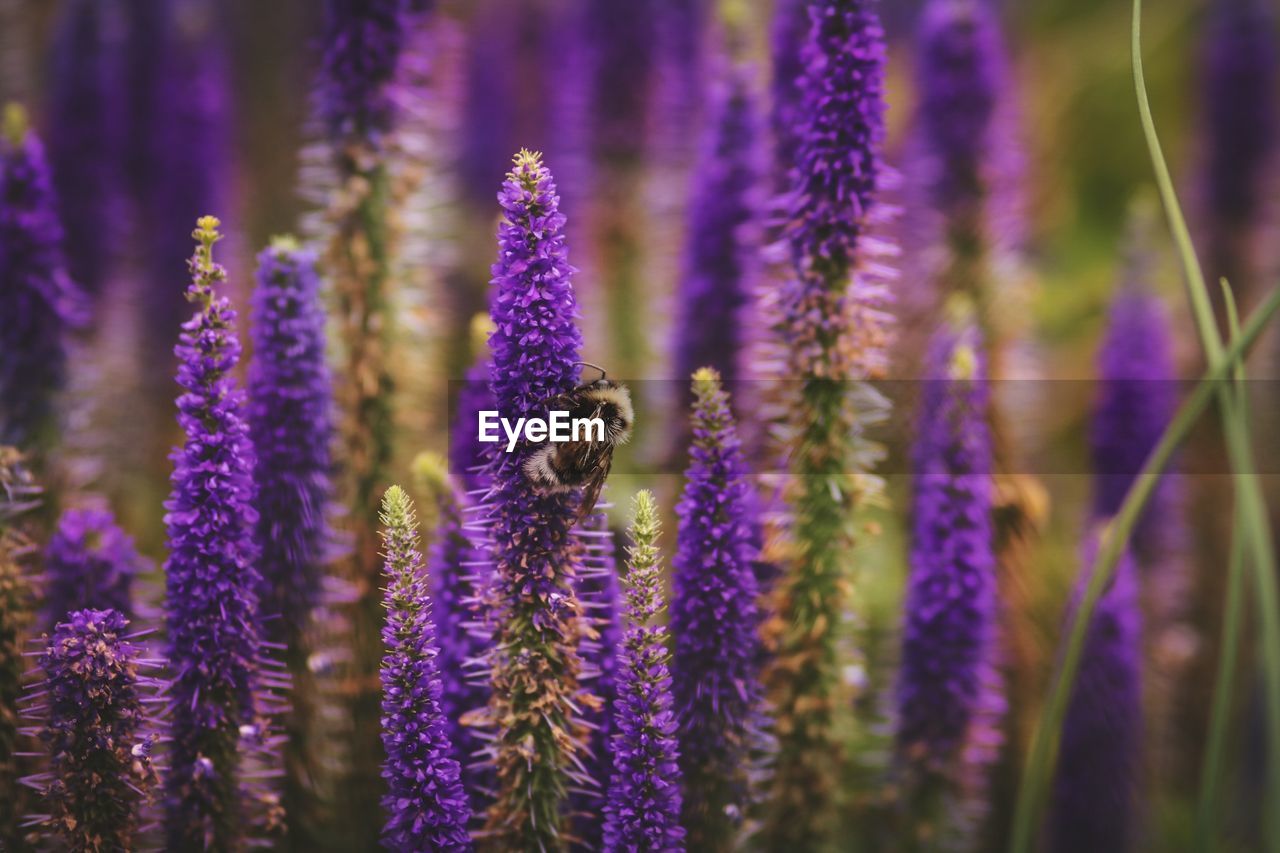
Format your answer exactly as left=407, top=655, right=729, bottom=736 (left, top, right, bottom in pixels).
left=248, top=238, right=335, bottom=645
left=671, top=368, right=763, bottom=849
left=414, top=449, right=490, bottom=800
left=1049, top=542, right=1143, bottom=853
left=47, top=0, right=120, bottom=299
left=763, top=0, right=892, bottom=843
left=769, top=0, right=809, bottom=176
left=915, top=0, right=1003, bottom=219
left=895, top=319, right=1002, bottom=840
left=0, top=447, right=38, bottom=846
left=23, top=609, right=160, bottom=850
left=1203, top=0, right=1277, bottom=294
left=0, top=104, right=85, bottom=447
left=313, top=3, right=413, bottom=833
left=673, top=61, right=764, bottom=392
left=42, top=505, right=145, bottom=632
left=481, top=150, right=590, bottom=850
left=378, top=486, right=472, bottom=851
left=603, top=490, right=685, bottom=852
left=163, top=216, right=282, bottom=848
left=246, top=236, right=337, bottom=843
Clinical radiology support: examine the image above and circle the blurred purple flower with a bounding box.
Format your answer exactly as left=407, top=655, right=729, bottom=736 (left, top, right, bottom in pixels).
left=0, top=106, right=85, bottom=447
left=670, top=368, right=763, bottom=848
left=162, top=217, right=280, bottom=849
left=603, top=491, right=685, bottom=852
left=1049, top=543, right=1143, bottom=853
left=42, top=505, right=145, bottom=632
left=770, top=0, right=810, bottom=173
left=480, top=150, right=589, bottom=849
left=896, top=320, right=1001, bottom=826
left=1204, top=0, right=1277, bottom=236
left=46, top=0, right=121, bottom=299
left=134, top=1, right=233, bottom=373
left=378, top=486, right=473, bottom=851
left=674, top=62, right=764, bottom=387
left=318, top=0, right=410, bottom=146
left=25, top=609, right=159, bottom=851
left=1090, top=274, right=1181, bottom=570
left=247, top=238, right=335, bottom=646
left=915, top=0, right=1004, bottom=216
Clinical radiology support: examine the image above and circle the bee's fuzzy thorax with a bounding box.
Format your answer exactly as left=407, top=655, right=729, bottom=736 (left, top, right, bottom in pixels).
left=585, top=382, right=634, bottom=444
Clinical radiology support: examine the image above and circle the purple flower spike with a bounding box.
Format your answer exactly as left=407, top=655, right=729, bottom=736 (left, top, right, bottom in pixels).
left=674, top=62, right=765, bottom=388
left=47, top=0, right=121, bottom=299
left=248, top=237, right=335, bottom=646
left=481, top=150, right=590, bottom=850
left=770, top=0, right=810, bottom=174
left=317, top=0, right=411, bottom=147
left=0, top=105, right=85, bottom=447
left=1049, top=542, right=1143, bottom=853
left=786, top=0, right=885, bottom=287
left=43, top=505, right=146, bottom=632
left=1090, top=252, right=1181, bottom=571
left=603, top=490, right=685, bottom=853
left=896, top=319, right=1001, bottom=834
left=1204, top=0, right=1277, bottom=239
left=25, top=609, right=159, bottom=851
left=378, top=486, right=473, bottom=852
left=916, top=0, right=1004, bottom=216
left=670, top=368, right=763, bottom=849
left=162, top=217, right=281, bottom=849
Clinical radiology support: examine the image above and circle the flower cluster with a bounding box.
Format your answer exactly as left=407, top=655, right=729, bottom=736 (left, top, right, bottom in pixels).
left=603, top=490, right=685, bottom=852
left=162, top=217, right=279, bottom=849
left=25, top=609, right=159, bottom=851
left=896, top=318, right=1002, bottom=835
left=0, top=105, right=85, bottom=447
left=378, top=485, right=472, bottom=851
left=42, top=505, right=145, bottom=632
left=481, top=150, right=589, bottom=849
left=317, top=0, right=411, bottom=146
left=671, top=368, right=763, bottom=848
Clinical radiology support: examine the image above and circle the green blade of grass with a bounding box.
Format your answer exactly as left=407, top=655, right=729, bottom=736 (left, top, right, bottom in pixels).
left=1130, top=0, right=1280, bottom=847
left=1006, top=282, right=1280, bottom=853
left=1195, top=281, right=1249, bottom=852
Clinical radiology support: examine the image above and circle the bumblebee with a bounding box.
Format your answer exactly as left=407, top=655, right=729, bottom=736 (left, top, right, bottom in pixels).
left=522, top=363, right=633, bottom=521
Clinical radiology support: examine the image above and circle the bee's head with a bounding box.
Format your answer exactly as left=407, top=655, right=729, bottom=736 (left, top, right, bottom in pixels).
left=587, top=379, right=633, bottom=443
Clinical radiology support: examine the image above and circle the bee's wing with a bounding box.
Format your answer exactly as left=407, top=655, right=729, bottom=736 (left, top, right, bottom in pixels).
left=575, top=448, right=613, bottom=523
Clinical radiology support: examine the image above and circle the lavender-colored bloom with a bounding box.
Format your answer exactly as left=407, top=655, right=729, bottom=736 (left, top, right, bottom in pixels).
left=135, top=2, right=233, bottom=374
left=670, top=368, right=763, bottom=848
left=481, top=150, right=589, bottom=849
left=42, top=505, right=145, bottom=632
left=317, top=0, right=410, bottom=146
left=915, top=0, right=1003, bottom=215
left=451, top=357, right=496, bottom=496
left=765, top=1, right=890, bottom=843
left=1204, top=0, right=1277, bottom=234
left=25, top=609, right=159, bottom=850
left=162, top=217, right=278, bottom=849
left=603, top=490, right=685, bottom=853
left=896, top=322, right=999, bottom=791
left=247, top=238, right=334, bottom=644
left=786, top=0, right=885, bottom=287
left=1090, top=279, right=1180, bottom=570
left=46, top=0, right=120, bottom=299
left=0, top=105, right=85, bottom=447
left=378, top=486, right=472, bottom=851
left=770, top=0, right=810, bottom=173
left=1049, top=544, right=1143, bottom=853
left=583, top=0, right=655, bottom=166
left=673, top=63, right=764, bottom=387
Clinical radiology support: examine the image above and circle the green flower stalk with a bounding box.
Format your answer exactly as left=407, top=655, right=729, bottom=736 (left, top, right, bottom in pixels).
left=311, top=2, right=415, bottom=840
left=762, top=1, right=894, bottom=844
